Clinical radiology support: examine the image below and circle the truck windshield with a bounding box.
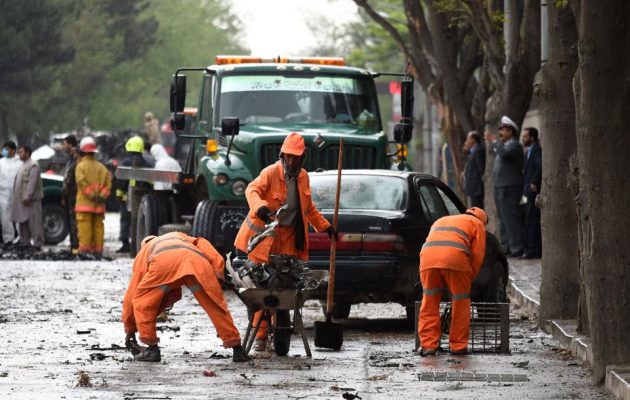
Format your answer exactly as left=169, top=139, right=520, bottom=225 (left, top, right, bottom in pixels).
left=218, top=74, right=381, bottom=133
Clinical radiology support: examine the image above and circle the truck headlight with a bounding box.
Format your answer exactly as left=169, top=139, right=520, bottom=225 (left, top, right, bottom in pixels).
left=231, top=180, right=247, bottom=196
left=213, top=173, right=228, bottom=186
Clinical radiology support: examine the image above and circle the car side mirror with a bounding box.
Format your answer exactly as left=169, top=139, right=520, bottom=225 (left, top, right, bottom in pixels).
left=393, top=121, right=412, bottom=143
left=170, top=74, right=186, bottom=113
left=221, top=117, right=240, bottom=136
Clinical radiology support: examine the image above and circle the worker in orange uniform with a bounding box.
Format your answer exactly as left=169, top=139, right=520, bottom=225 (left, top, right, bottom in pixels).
left=418, top=207, right=487, bottom=356
left=75, top=137, right=111, bottom=256
left=122, top=232, right=250, bottom=362
left=234, top=132, right=335, bottom=351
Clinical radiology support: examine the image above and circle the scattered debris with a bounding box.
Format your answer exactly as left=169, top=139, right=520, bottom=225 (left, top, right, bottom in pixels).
left=367, top=374, right=387, bottom=381
left=342, top=392, right=362, bottom=400
left=331, top=385, right=356, bottom=392
left=76, top=329, right=95, bottom=335
left=156, top=325, right=180, bottom=332
left=89, top=353, right=107, bottom=361
left=202, top=370, right=217, bottom=377
left=77, top=370, right=92, bottom=387
left=240, top=373, right=251, bottom=381
left=0, top=245, right=113, bottom=261
left=511, top=360, right=530, bottom=368
left=446, top=358, right=462, bottom=364
left=208, top=351, right=229, bottom=359
left=89, top=344, right=125, bottom=351
left=0, top=372, right=8, bottom=377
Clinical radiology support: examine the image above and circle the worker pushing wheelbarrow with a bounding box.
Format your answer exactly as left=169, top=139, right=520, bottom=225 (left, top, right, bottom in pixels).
left=230, top=132, right=341, bottom=356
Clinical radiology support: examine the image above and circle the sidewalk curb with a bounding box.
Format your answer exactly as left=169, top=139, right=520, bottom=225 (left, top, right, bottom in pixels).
left=509, top=277, right=630, bottom=400
left=606, top=366, right=630, bottom=400
left=507, top=277, right=539, bottom=317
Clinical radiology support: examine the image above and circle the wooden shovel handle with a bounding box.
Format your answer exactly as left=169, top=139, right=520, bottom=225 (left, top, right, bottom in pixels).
left=326, top=138, right=343, bottom=316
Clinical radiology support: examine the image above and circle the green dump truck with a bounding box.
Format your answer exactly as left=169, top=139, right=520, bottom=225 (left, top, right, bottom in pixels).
left=116, top=56, right=414, bottom=255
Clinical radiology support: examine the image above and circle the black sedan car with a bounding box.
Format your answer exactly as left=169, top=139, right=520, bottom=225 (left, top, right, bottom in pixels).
left=306, top=169, right=508, bottom=321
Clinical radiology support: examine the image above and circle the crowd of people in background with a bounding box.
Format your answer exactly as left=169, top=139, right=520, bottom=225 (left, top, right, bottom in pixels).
left=0, top=110, right=183, bottom=256
left=459, top=115, right=543, bottom=260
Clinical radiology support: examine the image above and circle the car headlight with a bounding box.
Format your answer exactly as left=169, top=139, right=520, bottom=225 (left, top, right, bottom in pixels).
left=213, top=173, right=228, bottom=186
left=231, top=180, right=247, bottom=196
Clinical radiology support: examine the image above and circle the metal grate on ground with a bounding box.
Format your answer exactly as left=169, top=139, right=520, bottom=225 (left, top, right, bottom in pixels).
left=414, top=302, right=510, bottom=354
left=417, top=371, right=528, bottom=382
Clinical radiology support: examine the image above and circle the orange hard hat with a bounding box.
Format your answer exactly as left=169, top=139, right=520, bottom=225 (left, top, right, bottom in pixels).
left=280, top=132, right=305, bottom=156
left=466, top=207, right=488, bottom=225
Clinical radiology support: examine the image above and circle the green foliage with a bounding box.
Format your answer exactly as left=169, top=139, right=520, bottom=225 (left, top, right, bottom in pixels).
left=0, top=0, right=244, bottom=140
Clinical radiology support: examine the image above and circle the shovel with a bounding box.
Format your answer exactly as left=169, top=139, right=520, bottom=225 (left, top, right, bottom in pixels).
left=314, top=138, right=344, bottom=350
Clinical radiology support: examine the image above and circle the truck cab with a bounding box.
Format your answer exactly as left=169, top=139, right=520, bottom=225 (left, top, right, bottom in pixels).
left=118, top=56, right=414, bottom=255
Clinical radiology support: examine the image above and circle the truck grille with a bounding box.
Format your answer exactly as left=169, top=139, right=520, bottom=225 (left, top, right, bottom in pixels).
left=261, top=143, right=376, bottom=171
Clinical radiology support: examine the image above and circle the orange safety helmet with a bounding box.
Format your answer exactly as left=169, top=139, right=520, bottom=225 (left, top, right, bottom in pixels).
left=280, top=132, right=305, bottom=156
left=466, top=207, right=488, bottom=225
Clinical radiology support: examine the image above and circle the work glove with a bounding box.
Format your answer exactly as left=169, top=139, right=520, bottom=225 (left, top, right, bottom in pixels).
left=256, top=206, right=272, bottom=223
left=325, top=225, right=338, bottom=241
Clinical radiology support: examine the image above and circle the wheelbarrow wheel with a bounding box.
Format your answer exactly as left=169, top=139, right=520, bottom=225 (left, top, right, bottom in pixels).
left=273, top=310, right=291, bottom=356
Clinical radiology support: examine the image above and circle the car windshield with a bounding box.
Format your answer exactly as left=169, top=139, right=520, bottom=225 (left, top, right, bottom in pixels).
left=218, top=74, right=381, bottom=133
left=310, top=174, right=406, bottom=211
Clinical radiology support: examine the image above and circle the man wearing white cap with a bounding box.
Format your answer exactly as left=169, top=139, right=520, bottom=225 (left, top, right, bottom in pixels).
left=485, top=116, right=524, bottom=257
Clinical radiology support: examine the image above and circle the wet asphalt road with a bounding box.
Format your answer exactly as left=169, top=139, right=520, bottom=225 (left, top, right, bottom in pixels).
left=0, top=215, right=612, bottom=399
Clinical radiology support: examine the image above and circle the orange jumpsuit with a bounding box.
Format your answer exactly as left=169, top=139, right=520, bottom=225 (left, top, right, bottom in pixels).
left=234, top=160, right=331, bottom=339
left=418, top=214, right=486, bottom=352
left=122, top=232, right=241, bottom=347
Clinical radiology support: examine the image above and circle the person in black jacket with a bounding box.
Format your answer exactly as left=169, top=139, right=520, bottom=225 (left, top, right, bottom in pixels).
left=521, top=127, right=542, bottom=259
left=462, top=131, right=486, bottom=208
left=485, top=116, right=525, bottom=257
left=61, top=135, right=80, bottom=254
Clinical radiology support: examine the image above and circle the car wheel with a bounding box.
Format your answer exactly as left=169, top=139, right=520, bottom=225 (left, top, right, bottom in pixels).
left=42, top=203, right=69, bottom=245
left=136, top=193, right=167, bottom=245
left=273, top=310, right=291, bottom=356
left=192, top=200, right=219, bottom=243
left=487, top=261, right=507, bottom=303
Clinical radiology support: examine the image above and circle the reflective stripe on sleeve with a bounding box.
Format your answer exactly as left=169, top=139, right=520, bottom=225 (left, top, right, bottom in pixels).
left=149, top=244, right=209, bottom=263
left=422, top=240, right=471, bottom=256
left=245, top=217, right=264, bottom=233
left=451, top=292, right=471, bottom=301
left=430, top=226, right=470, bottom=241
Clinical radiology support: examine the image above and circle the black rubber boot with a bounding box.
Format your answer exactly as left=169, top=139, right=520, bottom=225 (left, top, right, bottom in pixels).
left=232, top=345, right=251, bottom=362
left=134, top=345, right=161, bottom=362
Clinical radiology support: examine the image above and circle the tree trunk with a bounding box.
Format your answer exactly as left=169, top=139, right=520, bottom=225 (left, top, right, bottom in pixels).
left=574, top=1, right=630, bottom=382
left=0, top=109, right=8, bottom=145
left=536, top=2, right=580, bottom=327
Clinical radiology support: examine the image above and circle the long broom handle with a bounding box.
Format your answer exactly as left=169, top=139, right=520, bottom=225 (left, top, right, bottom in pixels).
left=326, top=138, right=344, bottom=318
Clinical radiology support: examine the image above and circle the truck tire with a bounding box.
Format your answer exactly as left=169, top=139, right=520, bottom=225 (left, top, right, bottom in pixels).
left=485, top=261, right=507, bottom=303
left=136, top=193, right=167, bottom=246
left=191, top=200, right=219, bottom=243
left=42, top=203, right=69, bottom=245
left=320, top=302, right=352, bottom=320
left=158, top=223, right=192, bottom=236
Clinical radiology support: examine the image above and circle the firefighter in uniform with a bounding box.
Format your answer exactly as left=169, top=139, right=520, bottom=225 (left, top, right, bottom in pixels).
left=418, top=207, right=487, bottom=356
left=234, top=132, right=335, bottom=351
left=122, top=232, right=250, bottom=362
left=75, top=137, right=111, bottom=256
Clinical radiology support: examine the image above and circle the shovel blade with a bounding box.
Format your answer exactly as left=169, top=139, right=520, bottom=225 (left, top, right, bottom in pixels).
left=314, top=320, right=343, bottom=350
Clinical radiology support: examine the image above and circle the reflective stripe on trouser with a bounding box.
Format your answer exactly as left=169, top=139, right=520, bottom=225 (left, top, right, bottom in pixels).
left=77, top=212, right=104, bottom=253
left=253, top=225, right=299, bottom=339
left=133, top=276, right=241, bottom=347
left=418, top=268, right=472, bottom=352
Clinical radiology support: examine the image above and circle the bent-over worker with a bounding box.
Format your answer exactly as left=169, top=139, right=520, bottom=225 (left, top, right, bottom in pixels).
left=122, top=232, right=250, bottom=362
left=418, top=207, right=487, bottom=356
left=234, top=132, right=335, bottom=351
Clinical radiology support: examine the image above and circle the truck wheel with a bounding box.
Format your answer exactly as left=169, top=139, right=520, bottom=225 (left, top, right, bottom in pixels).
left=273, top=310, right=292, bottom=356
left=136, top=193, right=167, bottom=245
left=158, top=223, right=192, bottom=236
left=42, top=203, right=69, bottom=245
left=191, top=200, right=219, bottom=242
